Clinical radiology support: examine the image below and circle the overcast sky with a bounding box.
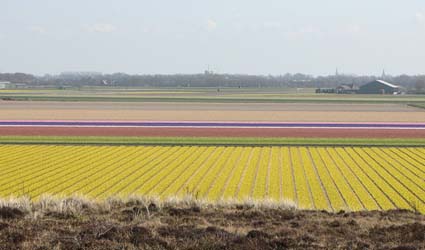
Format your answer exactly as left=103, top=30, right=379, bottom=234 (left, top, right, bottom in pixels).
left=1, top=0, right=424, bottom=76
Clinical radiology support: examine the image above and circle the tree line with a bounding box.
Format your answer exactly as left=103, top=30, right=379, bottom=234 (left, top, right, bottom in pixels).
left=1, top=72, right=424, bottom=92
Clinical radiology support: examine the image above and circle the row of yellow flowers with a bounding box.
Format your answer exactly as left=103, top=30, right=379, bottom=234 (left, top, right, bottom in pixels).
left=0, top=145, right=423, bottom=213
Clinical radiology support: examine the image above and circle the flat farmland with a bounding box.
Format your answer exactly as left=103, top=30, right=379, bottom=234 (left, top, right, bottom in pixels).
left=0, top=101, right=424, bottom=122
left=2, top=121, right=425, bottom=138
left=1, top=101, right=424, bottom=138
left=1, top=144, right=424, bottom=213
left=1, top=87, right=425, bottom=104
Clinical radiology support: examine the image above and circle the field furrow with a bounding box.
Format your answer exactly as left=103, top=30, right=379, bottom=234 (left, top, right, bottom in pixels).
left=268, top=147, right=282, bottom=200
left=223, top=147, right=252, bottom=200
left=349, top=148, right=411, bottom=210
left=309, top=147, right=346, bottom=211
left=208, top=147, right=244, bottom=200
left=235, top=147, right=261, bottom=200
left=383, top=148, right=425, bottom=181
left=329, top=148, right=379, bottom=211
left=284, top=147, right=298, bottom=204
left=300, top=147, right=330, bottom=210
left=291, top=147, right=313, bottom=209
left=252, top=147, right=271, bottom=200
left=178, top=147, right=228, bottom=197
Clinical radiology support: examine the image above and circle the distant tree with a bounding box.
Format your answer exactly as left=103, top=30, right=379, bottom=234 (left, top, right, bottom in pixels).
left=415, top=77, right=425, bottom=93
left=0, top=73, right=36, bottom=83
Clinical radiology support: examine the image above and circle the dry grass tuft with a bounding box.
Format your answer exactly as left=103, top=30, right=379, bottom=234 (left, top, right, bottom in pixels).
left=0, top=194, right=298, bottom=219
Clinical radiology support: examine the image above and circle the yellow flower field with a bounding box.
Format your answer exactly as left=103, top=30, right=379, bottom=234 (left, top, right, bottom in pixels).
left=0, top=145, right=424, bottom=213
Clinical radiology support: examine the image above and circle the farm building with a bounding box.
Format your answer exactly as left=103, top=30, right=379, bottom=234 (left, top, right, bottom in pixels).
left=315, top=88, right=335, bottom=94
left=358, top=80, right=403, bottom=94
left=336, top=84, right=358, bottom=94
left=0, top=81, right=10, bottom=89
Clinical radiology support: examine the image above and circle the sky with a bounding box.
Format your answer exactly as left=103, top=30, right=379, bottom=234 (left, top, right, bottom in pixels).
left=1, top=0, right=424, bottom=76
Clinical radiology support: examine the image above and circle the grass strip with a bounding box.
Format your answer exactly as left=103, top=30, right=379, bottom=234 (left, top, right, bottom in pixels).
left=0, top=136, right=424, bottom=147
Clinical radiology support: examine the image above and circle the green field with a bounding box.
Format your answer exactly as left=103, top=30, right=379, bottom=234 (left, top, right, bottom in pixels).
left=1, top=87, right=424, bottom=104
left=0, top=136, right=424, bottom=147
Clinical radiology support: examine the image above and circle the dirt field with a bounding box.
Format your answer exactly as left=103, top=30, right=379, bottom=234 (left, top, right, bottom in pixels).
left=0, top=101, right=424, bottom=122
left=1, top=127, right=424, bottom=138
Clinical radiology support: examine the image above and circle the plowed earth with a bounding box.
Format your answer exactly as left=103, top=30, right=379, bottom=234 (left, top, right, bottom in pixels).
left=0, top=127, right=424, bottom=138
left=1, top=101, right=424, bottom=138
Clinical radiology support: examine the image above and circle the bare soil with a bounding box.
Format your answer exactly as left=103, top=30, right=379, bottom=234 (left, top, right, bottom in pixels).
left=1, top=101, right=423, bottom=138
left=1, top=127, right=424, bottom=138
left=1, top=101, right=424, bottom=122
left=0, top=204, right=424, bottom=250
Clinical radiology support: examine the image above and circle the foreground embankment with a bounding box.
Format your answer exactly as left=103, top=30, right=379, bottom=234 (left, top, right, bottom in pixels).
left=0, top=197, right=424, bottom=250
